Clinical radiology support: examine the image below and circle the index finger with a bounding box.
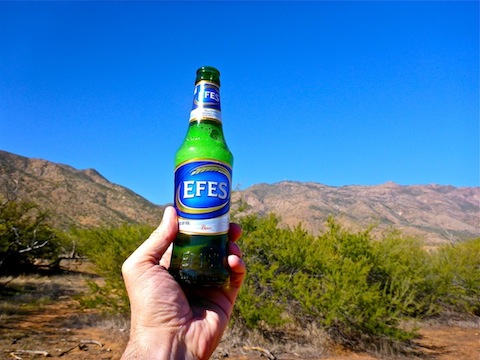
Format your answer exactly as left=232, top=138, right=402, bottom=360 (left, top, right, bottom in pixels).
left=228, top=223, right=242, bottom=242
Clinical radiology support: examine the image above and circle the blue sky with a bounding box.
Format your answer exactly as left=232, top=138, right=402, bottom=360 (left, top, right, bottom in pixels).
left=1, top=1, right=478, bottom=205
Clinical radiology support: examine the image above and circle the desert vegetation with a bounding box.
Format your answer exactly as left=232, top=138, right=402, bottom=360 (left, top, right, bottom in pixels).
left=68, top=212, right=479, bottom=356
left=231, top=213, right=479, bottom=354
left=1, top=197, right=479, bottom=358
left=0, top=199, right=73, bottom=275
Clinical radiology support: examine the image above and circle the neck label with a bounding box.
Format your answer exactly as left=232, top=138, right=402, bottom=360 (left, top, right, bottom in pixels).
left=190, top=81, right=222, bottom=123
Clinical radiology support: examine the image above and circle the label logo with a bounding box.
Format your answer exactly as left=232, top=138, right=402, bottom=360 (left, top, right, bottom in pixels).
left=174, top=159, right=232, bottom=234
left=190, top=81, right=222, bottom=122
left=192, top=82, right=221, bottom=110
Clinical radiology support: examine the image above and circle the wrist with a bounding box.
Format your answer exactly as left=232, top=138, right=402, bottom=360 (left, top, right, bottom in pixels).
left=121, top=330, right=197, bottom=360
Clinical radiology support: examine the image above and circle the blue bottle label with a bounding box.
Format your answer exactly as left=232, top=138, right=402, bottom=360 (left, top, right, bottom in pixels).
left=190, top=81, right=222, bottom=123
left=174, top=159, right=232, bottom=235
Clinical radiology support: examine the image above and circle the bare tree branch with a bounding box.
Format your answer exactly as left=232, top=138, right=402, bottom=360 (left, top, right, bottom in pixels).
left=18, top=240, right=49, bottom=254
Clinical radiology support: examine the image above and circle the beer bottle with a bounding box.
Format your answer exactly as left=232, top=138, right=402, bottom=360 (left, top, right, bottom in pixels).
left=169, top=66, right=233, bottom=287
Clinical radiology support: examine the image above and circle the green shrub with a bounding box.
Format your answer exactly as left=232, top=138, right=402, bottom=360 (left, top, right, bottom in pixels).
left=292, top=220, right=416, bottom=346
left=430, top=238, right=480, bottom=315
left=371, top=233, right=437, bottom=318
left=0, top=200, right=64, bottom=274
left=234, top=214, right=431, bottom=350
left=71, top=209, right=480, bottom=353
left=74, top=223, right=154, bottom=314
left=232, top=214, right=291, bottom=329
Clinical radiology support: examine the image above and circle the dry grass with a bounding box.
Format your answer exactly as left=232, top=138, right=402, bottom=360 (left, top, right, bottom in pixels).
left=0, top=260, right=97, bottom=322
left=1, top=265, right=478, bottom=360
left=0, top=275, right=71, bottom=316
left=211, top=322, right=332, bottom=359
left=0, top=265, right=130, bottom=359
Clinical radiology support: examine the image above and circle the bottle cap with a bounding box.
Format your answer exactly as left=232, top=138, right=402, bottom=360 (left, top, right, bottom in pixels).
left=196, top=66, right=220, bottom=85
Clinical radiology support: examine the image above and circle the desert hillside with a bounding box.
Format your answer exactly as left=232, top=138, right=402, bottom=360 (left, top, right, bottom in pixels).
left=0, top=150, right=164, bottom=228
left=232, top=181, right=479, bottom=245
left=1, top=150, right=478, bottom=245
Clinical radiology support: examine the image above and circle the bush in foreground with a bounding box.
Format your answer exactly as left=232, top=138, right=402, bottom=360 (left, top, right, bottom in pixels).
left=74, top=223, right=154, bottom=313
left=0, top=200, right=66, bottom=274
left=430, top=237, right=480, bottom=316
left=234, top=213, right=480, bottom=351
left=75, top=212, right=479, bottom=354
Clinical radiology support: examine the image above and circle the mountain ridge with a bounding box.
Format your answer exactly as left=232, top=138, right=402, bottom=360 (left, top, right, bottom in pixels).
left=1, top=150, right=478, bottom=245
left=0, top=150, right=164, bottom=228
left=231, top=180, right=479, bottom=246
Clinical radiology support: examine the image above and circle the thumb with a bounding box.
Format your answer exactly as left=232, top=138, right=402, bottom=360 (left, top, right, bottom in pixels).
left=122, top=206, right=178, bottom=274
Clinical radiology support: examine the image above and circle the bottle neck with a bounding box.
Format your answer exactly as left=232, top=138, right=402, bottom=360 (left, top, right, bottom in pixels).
left=189, top=80, right=222, bottom=124
left=185, top=119, right=226, bottom=144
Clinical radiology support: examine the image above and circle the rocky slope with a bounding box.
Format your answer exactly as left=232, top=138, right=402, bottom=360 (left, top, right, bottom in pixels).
left=1, top=150, right=478, bottom=245
left=0, top=150, right=164, bottom=228
left=232, top=181, right=479, bottom=245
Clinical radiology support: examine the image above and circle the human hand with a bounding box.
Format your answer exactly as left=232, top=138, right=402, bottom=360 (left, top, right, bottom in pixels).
left=121, top=206, right=246, bottom=360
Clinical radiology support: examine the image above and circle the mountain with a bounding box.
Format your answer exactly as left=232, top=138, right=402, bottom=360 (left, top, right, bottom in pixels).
left=231, top=181, right=479, bottom=246
left=1, top=150, right=478, bottom=245
left=0, top=150, right=164, bottom=228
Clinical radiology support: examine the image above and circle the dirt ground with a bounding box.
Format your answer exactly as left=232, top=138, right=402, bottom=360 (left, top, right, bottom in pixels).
left=0, top=263, right=478, bottom=360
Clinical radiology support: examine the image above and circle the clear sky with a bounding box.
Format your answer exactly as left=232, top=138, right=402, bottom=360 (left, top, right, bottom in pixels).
left=1, top=1, right=478, bottom=205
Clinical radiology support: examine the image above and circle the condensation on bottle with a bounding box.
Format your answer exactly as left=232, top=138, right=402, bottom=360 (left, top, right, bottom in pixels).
left=169, top=66, right=233, bottom=287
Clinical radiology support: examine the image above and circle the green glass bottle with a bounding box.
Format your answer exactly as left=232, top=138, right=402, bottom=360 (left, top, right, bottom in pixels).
left=169, top=66, right=233, bottom=287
